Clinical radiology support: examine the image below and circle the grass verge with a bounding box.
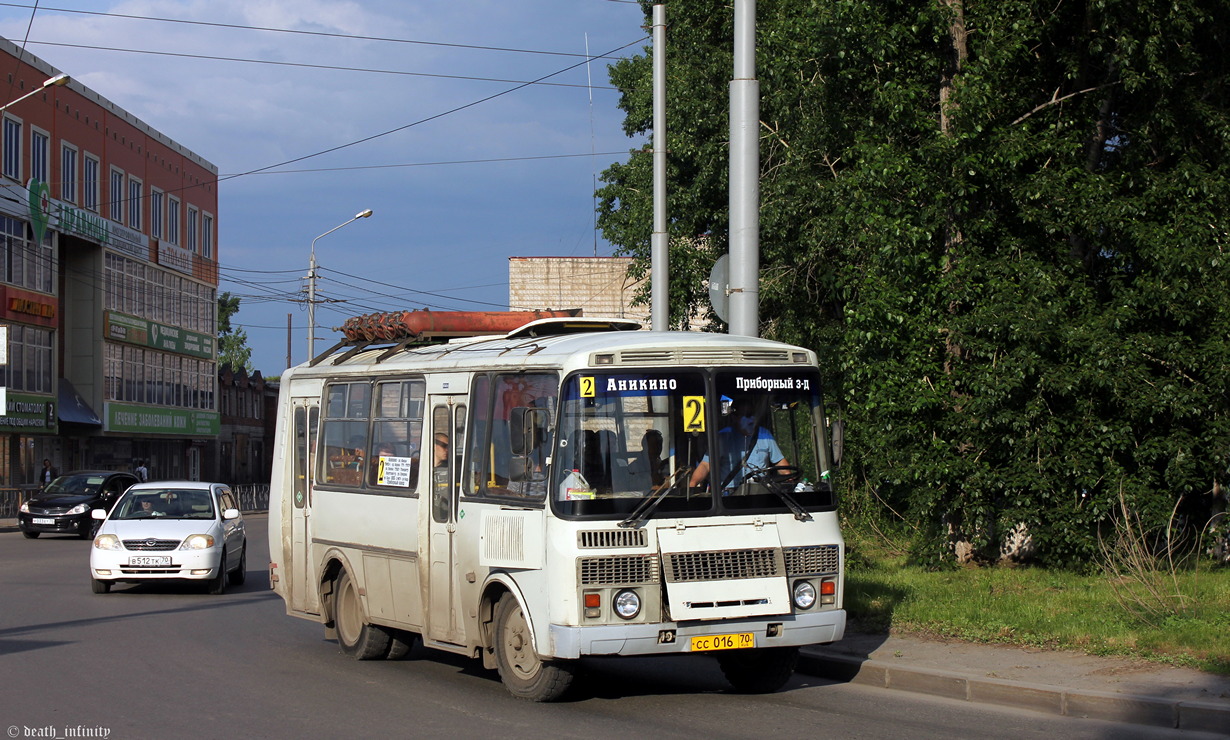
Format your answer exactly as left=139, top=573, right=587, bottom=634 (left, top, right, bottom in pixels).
left=844, top=537, right=1230, bottom=675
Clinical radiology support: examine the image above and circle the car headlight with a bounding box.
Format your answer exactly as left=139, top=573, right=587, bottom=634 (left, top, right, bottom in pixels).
left=66, top=503, right=90, bottom=515
left=179, top=534, right=215, bottom=550
left=612, top=589, right=641, bottom=620
left=792, top=580, right=817, bottom=610
left=19, top=501, right=29, bottom=513
left=94, top=534, right=122, bottom=550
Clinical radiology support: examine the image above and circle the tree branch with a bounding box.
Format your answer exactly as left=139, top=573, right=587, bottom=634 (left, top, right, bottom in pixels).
left=1011, top=81, right=1121, bottom=125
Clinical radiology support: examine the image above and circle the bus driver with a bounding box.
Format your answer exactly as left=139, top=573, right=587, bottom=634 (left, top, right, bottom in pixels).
left=689, top=398, right=789, bottom=494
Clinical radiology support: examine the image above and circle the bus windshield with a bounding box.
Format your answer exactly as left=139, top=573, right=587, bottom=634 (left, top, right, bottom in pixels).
left=552, top=369, right=835, bottom=520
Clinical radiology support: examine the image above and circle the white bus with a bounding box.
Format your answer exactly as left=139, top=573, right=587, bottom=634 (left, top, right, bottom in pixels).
left=269, top=313, right=845, bottom=701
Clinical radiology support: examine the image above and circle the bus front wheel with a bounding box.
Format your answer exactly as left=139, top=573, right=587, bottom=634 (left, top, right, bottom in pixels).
left=717, top=646, right=799, bottom=694
left=493, top=593, right=574, bottom=701
left=334, top=570, right=391, bottom=660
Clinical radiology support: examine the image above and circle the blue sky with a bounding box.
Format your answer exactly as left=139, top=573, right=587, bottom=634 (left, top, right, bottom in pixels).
left=0, top=0, right=649, bottom=375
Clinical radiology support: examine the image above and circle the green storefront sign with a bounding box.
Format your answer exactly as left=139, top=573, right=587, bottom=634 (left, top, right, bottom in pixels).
left=106, top=311, right=216, bottom=359
left=106, top=402, right=219, bottom=436
left=0, top=392, right=57, bottom=434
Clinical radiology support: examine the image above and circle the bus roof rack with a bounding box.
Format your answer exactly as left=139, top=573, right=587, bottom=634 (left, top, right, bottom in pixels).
left=309, top=309, right=637, bottom=367
left=505, top=317, right=643, bottom=339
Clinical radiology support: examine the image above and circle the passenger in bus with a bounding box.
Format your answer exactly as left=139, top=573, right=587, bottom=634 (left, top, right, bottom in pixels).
left=432, top=433, right=451, bottom=521
left=629, top=429, right=666, bottom=489
left=562, top=429, right=609, bottom=492
left=433, top=433, right=449, bottom=468
left=689, top=398, right=788, bottom=493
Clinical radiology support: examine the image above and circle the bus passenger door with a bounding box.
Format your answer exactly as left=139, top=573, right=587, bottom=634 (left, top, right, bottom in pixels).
left=426, top=396, right=466, bottom=644
left=290, top=400, right=319, bottom=614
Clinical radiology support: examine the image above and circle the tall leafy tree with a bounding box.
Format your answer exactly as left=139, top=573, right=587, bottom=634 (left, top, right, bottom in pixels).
left=598, top=0, right=1230, bottom=566
left=217, top=292, right=254, bottom=374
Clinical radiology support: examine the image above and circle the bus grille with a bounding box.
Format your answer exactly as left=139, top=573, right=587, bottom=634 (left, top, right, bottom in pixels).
left=579, top=555, right=660, bottom=585
left=123, top=539, right=180, bottom=551
left=784, top=545, right=841, bottom=575
left=578, top=529, right=647, bottom=549
left=664, top=548, right=782, bottom=583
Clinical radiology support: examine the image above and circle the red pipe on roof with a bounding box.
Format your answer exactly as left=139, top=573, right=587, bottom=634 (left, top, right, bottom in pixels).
left=340, top=308, right=581, bottom=343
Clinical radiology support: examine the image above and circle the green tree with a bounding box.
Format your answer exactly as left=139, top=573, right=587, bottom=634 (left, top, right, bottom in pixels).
left=598, top=0, right=1230, bottom=566
left=218, top=292, right=254, bottom=373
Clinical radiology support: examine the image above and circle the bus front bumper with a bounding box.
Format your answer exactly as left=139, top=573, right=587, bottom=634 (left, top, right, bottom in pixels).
left=548, top=608, right=846, bottom=660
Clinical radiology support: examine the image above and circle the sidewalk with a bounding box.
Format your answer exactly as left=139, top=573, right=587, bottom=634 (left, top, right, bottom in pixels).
left=798, top=631, right=1230, bottom=734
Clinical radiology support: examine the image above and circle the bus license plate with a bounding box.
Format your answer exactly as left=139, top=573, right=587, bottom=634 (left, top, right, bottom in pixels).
left=690, top=633, right=755, bottom=652
left=129, top=556, right=172, bottom=567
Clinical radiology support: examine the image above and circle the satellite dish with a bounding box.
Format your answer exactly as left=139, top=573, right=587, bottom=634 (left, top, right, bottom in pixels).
left=709, top=254, right=729, bottom=323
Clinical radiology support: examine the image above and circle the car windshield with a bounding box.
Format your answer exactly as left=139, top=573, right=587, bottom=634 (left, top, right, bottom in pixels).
left=43, top=474, right=107, bottom=495
left=112, top=490, right=215, bottom=520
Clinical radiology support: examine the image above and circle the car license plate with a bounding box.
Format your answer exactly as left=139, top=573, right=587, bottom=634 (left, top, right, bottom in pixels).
left=129, top=556, right=172, bottom=567
left=690, top=632, right=755, bottom=652
left=32, top=517, right=55, bottom=525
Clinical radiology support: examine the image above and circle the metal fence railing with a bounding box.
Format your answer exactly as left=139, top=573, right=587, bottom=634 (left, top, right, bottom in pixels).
left=232, top=483, right=270, bottom=513
left=1, top=483, right=270, bottom=521
left=0, top=488, right=34, bottom=518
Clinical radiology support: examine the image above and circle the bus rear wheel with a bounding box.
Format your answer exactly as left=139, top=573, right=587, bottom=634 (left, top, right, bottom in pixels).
left=493, top=593, right=574, bottom=701
left=334, top=570, right=391, bottom=660
left=717, top=646, right=799, bottom=694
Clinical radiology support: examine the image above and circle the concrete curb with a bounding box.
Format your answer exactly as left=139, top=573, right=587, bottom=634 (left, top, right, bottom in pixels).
left=796, top=649, right=1230, bottom=733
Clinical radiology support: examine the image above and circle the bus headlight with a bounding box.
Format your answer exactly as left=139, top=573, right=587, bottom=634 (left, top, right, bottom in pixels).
left=613, top=589, right=641, bottom=620
left=792, top=580, right=817, bottom=610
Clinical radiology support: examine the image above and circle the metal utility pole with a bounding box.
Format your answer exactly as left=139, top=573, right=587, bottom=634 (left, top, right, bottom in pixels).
left=651, top=3, right=669, bottom=332
left=728, top=0, right=760, bottom=337
left=306, top=209, right=372, bottom=360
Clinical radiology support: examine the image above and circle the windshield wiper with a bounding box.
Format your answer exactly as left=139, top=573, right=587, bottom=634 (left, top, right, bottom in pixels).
left=769, top=484, right=813, bottom=522
left=730, top=466, right=813, bottom=522
left=619, top=467, right=692, bottom=529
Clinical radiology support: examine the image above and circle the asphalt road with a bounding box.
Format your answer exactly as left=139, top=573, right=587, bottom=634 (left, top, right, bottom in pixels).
left=0, top=518, right=1208, bottom=740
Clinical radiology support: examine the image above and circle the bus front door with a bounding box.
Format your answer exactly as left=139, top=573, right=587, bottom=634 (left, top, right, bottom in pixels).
left=426, top=396, right=466, bottom=644
left=290, top=400, right=319, bottom=614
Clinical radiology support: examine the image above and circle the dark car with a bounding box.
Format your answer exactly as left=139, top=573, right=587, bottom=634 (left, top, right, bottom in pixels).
left=18, top=471, right=140, bottom=539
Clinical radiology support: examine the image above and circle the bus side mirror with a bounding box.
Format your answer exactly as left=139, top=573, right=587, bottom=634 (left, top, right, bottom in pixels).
left=829, top=419, right=844, bottom=468
left=508, top=455, right=545, bottom=483
left=510, top=407, right=546, bottom=455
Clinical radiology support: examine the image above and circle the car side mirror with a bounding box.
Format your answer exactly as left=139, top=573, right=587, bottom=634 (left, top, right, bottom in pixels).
left=222, top=508, right=241, bottom=520
left=91, top=508, right=107, bottom=520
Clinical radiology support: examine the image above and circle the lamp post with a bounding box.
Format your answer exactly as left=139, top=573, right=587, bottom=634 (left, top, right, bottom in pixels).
left=0, top=73, right=70, bottom=114
left=306, top=209, right=373, bottom=360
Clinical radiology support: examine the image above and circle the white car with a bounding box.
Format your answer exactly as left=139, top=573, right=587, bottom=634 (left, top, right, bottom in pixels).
left=89, top=481, right=247, bottom=595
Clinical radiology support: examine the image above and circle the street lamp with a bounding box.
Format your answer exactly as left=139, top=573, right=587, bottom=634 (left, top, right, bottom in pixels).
left=0, top=73, right=70, bottom=114
left=306, top=209, right=373, bottom=360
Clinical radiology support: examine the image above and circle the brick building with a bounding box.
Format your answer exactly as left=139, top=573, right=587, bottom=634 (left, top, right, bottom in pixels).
left=508, top=255, right=706, bottom=329
left=0, top=38, right=219, bottom=488
left=214, top=365, right=276, bottom=486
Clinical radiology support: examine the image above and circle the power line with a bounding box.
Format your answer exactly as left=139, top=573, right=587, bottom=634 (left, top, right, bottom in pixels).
left=20, top=40, right=613, bottom=90
left=228, top=151, right=630, bottom=177
left=0, top=2, right=629, bottom=60
left=214, top=36, right=646, bottom=184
